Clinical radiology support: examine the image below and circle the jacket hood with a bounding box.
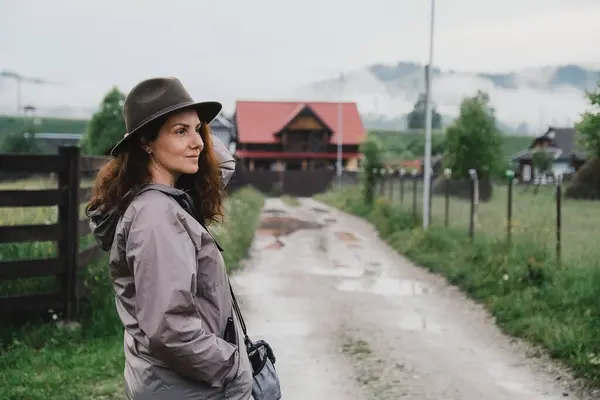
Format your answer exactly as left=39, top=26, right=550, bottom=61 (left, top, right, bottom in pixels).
left=89, top=183, right=196, bottom=252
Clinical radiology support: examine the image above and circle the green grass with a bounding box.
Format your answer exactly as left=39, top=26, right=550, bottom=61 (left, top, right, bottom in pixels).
left=316, top=184, right=600, bottom=387
left=0, top=181, right=265, bottom=399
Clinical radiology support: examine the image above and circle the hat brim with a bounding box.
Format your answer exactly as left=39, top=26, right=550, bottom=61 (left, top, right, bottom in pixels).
left=110, top=100, right=222, bottom=157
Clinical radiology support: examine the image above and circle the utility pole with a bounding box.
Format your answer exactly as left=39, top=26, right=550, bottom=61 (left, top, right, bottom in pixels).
left=422, top=0, right=436, bottom=229
left=337, top=74, right=344, bottom=188
left=0, top=70, right=61, bottom=115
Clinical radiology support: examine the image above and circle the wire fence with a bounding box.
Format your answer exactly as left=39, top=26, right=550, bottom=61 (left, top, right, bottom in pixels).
left=372, top=171, right=582, bottom=265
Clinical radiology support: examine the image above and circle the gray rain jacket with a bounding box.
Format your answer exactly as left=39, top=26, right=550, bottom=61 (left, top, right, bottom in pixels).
left=89, top=137, right=253, bottom=399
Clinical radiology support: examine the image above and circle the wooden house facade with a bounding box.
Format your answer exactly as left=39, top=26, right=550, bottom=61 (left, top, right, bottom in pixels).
left=233, top=101, right=365, bottom=171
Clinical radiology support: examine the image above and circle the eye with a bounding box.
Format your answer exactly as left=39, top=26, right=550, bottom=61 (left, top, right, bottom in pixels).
left=176, top=128, right=186, bottom=135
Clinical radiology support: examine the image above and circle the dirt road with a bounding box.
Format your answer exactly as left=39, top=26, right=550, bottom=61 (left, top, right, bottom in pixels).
left=231, top=198, right=592, bottom=400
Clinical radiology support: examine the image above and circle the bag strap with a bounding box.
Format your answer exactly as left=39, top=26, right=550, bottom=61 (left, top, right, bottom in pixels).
left=228, top=280, right=251, bottom=347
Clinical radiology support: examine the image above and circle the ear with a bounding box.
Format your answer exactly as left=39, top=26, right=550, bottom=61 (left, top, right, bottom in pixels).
left=141, top=139, right=153, bottom=155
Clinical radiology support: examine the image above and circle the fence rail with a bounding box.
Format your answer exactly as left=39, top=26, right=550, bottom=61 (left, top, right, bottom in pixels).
left=0, top=146, right=105, bottom=320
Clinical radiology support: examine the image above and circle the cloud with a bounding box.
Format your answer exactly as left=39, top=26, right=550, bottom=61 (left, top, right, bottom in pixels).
left=0, top=0, right=598, bottom=112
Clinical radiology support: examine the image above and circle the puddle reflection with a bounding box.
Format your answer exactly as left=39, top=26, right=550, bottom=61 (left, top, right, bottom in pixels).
left=336, top=277, right=432, bottom=297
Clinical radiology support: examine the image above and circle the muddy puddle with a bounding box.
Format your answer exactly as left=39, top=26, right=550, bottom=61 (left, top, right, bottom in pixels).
left=336, top=276, right=432, bottom=297
left=308, top=265, right=365, bottom=278
left=258, top=216, right=323, bottom=237
left=257, top=215, right=324, bottom=251
left=334, top=231, right=359, bottom=242
left=395, top=311, right=442, bottom=333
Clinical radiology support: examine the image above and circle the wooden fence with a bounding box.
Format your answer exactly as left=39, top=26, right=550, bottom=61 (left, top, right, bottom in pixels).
left=0, top=146, right=107, bottom=320
left=0, top=147, right=358, bottom=320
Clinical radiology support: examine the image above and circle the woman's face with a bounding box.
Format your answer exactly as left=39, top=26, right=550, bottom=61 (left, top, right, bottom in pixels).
left=145, top=109, right=204, bottom=186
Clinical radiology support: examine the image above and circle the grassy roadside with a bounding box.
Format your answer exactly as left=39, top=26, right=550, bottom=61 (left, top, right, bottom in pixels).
left=0, top=187, right=265, bottom=400
left=316, top=186, right=600, bottom=387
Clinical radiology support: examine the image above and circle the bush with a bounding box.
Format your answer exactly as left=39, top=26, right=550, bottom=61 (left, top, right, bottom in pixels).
left=318, top=185, right=600, bottom=386
left=565, top=157, right=600, bottom=200
left=212, top=187, right=265, bottom=271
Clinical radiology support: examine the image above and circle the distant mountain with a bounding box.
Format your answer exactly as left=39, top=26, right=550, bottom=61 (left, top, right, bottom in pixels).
left=292, top=62, right=600, bottom=135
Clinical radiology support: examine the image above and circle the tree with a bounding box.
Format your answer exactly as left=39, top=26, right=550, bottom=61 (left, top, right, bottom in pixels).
left=441, top=91, right=504, bottom=201
left=406, top=93, right=442, bottom=130
left=565, top=84, right=600, bottom=199
left=80, top=87, right=126, bottom=155
left=360, top=134, right=384, bottom=205
left=576, top=84, right=600, bottom=157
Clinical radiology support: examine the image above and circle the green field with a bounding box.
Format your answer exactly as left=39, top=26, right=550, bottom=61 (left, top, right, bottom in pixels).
left=370, top=129, right=533, bottom=163
left=0, top=178, right=264, bottom=399
left=0, top=114, right=88, bottom=136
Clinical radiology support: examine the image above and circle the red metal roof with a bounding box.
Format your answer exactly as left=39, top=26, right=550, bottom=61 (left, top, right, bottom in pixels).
left=235, top=100, right=366, bottom=145
left=236, top=150, right=360, bottom=160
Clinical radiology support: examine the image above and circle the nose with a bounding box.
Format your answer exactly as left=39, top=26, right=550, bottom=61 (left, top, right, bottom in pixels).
left=191, top=131, right=204, bottom=151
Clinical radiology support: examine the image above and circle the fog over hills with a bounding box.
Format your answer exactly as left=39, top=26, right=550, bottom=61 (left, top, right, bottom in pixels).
left=292, top=62, right=600, bottom=134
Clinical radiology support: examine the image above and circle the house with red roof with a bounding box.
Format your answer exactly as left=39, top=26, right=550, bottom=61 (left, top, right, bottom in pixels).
left=233, top=100, right=365, bottom=171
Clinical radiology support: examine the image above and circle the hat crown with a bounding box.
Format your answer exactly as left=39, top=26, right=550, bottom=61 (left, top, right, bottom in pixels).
left=123, top=77, right=195, bottom=133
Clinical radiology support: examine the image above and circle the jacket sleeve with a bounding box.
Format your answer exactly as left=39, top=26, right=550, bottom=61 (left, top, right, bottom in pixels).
left=211, top=134, right=236, bottom=188
left=125, top=200, right=239, bottom=387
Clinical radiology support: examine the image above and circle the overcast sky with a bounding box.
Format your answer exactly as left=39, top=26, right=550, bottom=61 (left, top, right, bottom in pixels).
left=1, top=0, right=600, bottom=105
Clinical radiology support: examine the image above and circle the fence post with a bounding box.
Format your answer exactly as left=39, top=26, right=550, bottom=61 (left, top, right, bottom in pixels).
left=428, top=173, right=433, bottom=225
left=58, top=145, right=81, bottom=321
left=506, top=170, right=514, bottom=245
left=556, top=174, right=562, bottom=265
left=379, top=169, right=386, bottom=197
left=468, top=169, right=477, bottom=241
left=400, top=169, right=405, bottom=204
left=412, top=170, right=418, bottom=222
left=444, top=168, right=451, bottom=227
left=388, top=169, right=394, bottom=201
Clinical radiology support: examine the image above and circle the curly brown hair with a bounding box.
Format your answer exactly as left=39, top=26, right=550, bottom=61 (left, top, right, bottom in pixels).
left=86, top=115, right=225, bottom=224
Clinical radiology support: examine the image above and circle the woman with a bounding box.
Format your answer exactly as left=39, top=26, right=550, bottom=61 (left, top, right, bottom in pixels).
left=86, top=77, right=253, bottom=399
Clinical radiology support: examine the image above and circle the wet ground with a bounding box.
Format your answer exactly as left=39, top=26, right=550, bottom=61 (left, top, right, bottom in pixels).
left=230, top=198, right=594, bottom=400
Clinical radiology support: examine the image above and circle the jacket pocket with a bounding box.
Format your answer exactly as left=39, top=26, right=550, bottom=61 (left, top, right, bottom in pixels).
left=224, top=316, right=237, bottom=345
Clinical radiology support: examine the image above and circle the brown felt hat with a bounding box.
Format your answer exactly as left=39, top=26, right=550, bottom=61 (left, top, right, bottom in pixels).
left=110, top=77, right=222, bottom=157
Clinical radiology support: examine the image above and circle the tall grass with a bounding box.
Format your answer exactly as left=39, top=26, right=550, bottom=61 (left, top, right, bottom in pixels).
left=0, top=181, right=265, bottom=400
left=317, top=185, right=600, bottom=386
